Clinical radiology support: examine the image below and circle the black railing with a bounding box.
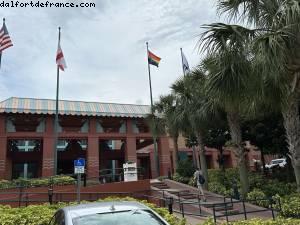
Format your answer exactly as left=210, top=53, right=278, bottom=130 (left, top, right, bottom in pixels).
left=150, top=189, right=281, bottom=223
left=211, top=198, right=281, bottom=224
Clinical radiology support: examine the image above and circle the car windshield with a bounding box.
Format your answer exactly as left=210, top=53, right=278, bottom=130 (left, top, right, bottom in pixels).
left=72, top=209, right=166, bottom=225
left=271, top=160, right=284, bottom=164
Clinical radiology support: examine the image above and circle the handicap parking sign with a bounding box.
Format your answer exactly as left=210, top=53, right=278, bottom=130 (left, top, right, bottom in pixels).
left=74, top=158, right=85, bottom=167
left=74, top=158, right=85, bottom=174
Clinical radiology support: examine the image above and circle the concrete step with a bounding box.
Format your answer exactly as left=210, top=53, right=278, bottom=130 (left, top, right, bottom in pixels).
left=204, top=202, right=234, bottom=209
left=168, top=189, right=190, bottom=195
left=151, top=182, right=169, bottom=189
left=214, top=205, right=234, bottom=211
left=178, top=190, right=191, bottom=194
left=179, top=193, right=198, bottom=199
left=220, top=209, right=240, bottom=215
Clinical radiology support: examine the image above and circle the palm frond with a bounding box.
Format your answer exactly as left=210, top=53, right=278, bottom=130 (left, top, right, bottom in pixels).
left=199, top=23, right=256, bottom=54
left=217, top=0, right=281, bottom=27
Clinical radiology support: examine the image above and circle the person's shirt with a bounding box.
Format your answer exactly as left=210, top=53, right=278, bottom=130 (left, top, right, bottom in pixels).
left=194, top=170, right=202, bottom=185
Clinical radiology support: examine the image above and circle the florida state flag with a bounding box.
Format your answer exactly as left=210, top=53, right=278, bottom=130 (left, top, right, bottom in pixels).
left=56, top=42, right=67, bottom=71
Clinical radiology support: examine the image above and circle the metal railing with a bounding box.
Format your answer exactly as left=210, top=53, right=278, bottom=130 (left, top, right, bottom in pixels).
left=211, top=198, right=281, bottom=224
left=149, top=189, right=281, bottom=223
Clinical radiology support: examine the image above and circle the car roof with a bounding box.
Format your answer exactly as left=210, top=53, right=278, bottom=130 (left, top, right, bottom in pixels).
left=62, top=201, right=150, bottom=218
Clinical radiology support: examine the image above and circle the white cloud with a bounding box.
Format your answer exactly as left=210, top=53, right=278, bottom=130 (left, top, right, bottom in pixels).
left=0, top=0, right=219, bottom=104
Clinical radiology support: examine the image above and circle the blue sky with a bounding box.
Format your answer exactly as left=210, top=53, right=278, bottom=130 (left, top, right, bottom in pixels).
left=0, top=0, right=219, bottom=105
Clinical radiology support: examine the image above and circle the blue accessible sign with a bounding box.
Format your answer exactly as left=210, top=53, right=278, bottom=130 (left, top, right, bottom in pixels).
left=74, top=158, right=85, bottom=174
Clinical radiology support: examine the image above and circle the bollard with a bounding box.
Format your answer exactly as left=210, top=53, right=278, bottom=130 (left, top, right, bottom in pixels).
left=213, top=205, right=216, bottom=224
left=232, top=179, right=240, bottom=200
left=166, top=197, right=173, bottom=214
left=242, top=200, right=247, bottom=220
left=18, top=185, right=23, bottom=207
left=83, top=173, right=87, bottom=187
left=48, top=188, right=53, bottom=205
left=167, top=168, right=171, bottom=179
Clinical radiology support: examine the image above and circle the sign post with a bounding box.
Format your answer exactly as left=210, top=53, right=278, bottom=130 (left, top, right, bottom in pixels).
left=74, top=158, right=85, bottom=204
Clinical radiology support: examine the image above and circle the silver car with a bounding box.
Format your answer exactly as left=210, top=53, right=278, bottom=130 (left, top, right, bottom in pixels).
left=49, top=201, right=170, bottom=225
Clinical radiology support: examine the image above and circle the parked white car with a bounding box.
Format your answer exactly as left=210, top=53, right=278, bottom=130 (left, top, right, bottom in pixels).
left=265, top=158, right=287, bottom=169
left=49, top=201, right=170, bottom=225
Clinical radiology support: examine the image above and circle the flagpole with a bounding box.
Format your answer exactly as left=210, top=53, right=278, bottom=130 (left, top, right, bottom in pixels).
left=146, top=42, right=154, bottom=107
left=0, top=52, right=2, bottom=70
left=180, top=47, right=185, bottom=76
left=53, top=27, right=61, bottom=176
left=146, top=42, right=160, bottom=177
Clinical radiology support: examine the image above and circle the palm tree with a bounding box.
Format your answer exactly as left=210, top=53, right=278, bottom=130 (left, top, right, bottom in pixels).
left=216, top=0, right=300, bottom=192
left=171, top=69, right=213, bottom=190
left=153, top=94, right=181, bottom=170
left=198, top=23, right=258, bottom=196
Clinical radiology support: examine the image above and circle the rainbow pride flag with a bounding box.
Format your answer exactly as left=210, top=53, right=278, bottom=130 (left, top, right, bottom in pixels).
left=148, top=50, right=161, bottom=67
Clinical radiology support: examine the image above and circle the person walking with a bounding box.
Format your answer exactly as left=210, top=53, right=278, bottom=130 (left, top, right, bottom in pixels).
left=194, top=168, right=206, bottom=201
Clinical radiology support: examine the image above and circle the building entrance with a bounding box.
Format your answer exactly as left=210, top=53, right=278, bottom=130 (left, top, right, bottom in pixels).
left=57, top=139, right=87, bottom=175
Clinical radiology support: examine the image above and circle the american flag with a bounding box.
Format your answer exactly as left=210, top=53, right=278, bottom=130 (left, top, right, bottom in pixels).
left=0, top=21, right=13, bottom=52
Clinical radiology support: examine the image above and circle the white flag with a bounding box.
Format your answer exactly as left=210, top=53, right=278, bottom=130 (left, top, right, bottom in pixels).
left=181, top=51, right=190, bottom=75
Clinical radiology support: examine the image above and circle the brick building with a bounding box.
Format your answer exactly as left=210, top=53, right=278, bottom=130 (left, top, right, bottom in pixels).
left=169, top=135, right=262, bottom=171
left=0, top=97, right=171, bottom=180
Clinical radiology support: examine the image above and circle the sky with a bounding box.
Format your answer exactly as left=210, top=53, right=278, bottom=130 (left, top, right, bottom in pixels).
left=0, top=0, right=220, bottom=105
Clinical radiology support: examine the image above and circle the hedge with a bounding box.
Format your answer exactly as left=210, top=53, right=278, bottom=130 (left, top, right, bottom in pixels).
left=0, top=175, right=75, bottom=189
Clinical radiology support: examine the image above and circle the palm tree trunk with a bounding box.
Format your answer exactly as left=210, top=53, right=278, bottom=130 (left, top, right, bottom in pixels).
left=197, top=131, right=208, bottom=190
left=172, top=136, right=179, bottom=171
left=282, top=94, right=300, bottom=192
left=260, top=148, right=267, bottom=175
left=227, top=110, right=249, bottom=198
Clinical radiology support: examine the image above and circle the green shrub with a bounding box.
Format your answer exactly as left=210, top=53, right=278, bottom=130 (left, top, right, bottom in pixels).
left=188, top=176, right=196, bottom=187
left=0, top=204, right=62, bottom=225
left=0, top=180, right=11, bottom=189
left=246, top=189, right=270, bottom=208
left=248, top=173, right=265, bottom=190
left=173, top=173, right=190, bottom=184
left=176, top=159, right=195, bottom=178
left=0, top=176, right=75, bottom=189
left=277, top=194, right=300, bottom=218
left=208, top=168, right=239, bottom=190
left=260, top=181, right=296, bottom=197
left=208, top=169, right=296, bottom=198
left=208, top=182, right=227, bottom=195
